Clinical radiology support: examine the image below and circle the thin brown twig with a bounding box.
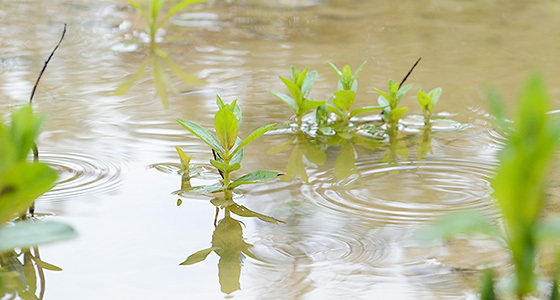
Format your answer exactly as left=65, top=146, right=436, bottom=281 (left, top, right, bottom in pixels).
left=29, top=23, right=67, bottom=104
left=399, top=57, right=422, bottom=88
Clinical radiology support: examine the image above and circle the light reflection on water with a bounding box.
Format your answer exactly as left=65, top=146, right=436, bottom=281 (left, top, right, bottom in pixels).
left=1, top=0, right=560, bottom=299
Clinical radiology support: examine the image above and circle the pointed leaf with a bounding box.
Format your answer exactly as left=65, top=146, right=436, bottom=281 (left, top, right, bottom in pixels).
left=229, top=204, right=285, bottom=224
left=268, top=90, right=298, bottom=114
left=33, top=258, right=63, bottom=271
left=328, top=61, right=342, bottom=79
left=175, top=147, right=192, bottom=173
left=397, top=84, right=413, bottom=100
left=349, top=106, right=384, bottom=118
left=352, top=61, right=367, bottom=82
left=180, top=247, right=218, bottom=265
left=332, top=90, right=355, bottom=113
left=299, top=99, right=326, bottom=116
left=176, top=118, right=224, bottom=155
left=429, top=87, right=442, bottom=107
left=231, top=124, right=275, bottom=156
left=125, top=0, right=150, bottom=23
left=279, top=76, right=303, bottom=105
left=301, top=70, right=317, bottom=98
left=229, top=170, right=279, bottom=188
left=190, top=182, right=224, bottom=194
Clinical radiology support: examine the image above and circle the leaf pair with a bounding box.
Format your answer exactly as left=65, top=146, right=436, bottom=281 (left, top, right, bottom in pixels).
left=328, top=61, right=366, bottom=92
left=268, top=66, right=325, bottom=122
left=374, top=79, right=413, bottom=125
left=417, top=88, right=442, bottom=124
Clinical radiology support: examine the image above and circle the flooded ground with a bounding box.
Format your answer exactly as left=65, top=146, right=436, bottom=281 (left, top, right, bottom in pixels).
left=1, top=0, right=560, bottom=299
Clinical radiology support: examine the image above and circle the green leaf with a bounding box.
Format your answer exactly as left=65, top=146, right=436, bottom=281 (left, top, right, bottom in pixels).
left=397, top=84, right=413, bottom=101
left=176, top=118, right=224, bottom=155
left=417, top=211, right=500, bottom=242
left=268, top=90, right=298, bottom=114
left=328, top=61, right=342, bottom=79
left=229, top=170, right=279, bottom=188
left=279, top=76, right=303, bottom=106
left=301, top=70, right=317, bottom=98
left=417, top=90, right=430, bottom=108
left=0, top=163, right=58, bottom=224
left=550, top=280, right=560, bottom=300
left=190, top=182, right=224, bottom=194
left=231, top=124, right=275, bottom=156
left=175, top=147, right=192, bottom=173
left=389, top=107, right=409, bottom=124
left=429, top=87, right=442, bottom=107
left=210, top=159, right=240, bottom=173
left=0, top=221, right=77, bottom=254
left=373, top=88, right=391, bottom=104
left=214, top=108, right=238, bottom=151
left=535, top=217, right=560, bottom=242
left=326, top=104, right=345, bottom=119
left=180, top=247, right=218, bottom=265
left=295, top=68, right=308, bottom=88
left=349, top=106, right=384, bottom=119
left=299, top=99, right=326, bottom=116
left=332, top=90, right=355, bottom=113
left=352, top=61, right=367, bottom=82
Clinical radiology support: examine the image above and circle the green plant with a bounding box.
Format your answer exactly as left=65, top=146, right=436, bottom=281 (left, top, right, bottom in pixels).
left=125, top=0, right=206, bottom=47
left=268, top=66, right=325, bottom=126
left=373, top=79, right=413, bottom=128
left=328, top=61, right=366, bottom=92
left=421, top=74, right=560, bottom=299
left=0, top=105, right=76, bottom=253
left=417, top=87, right=442, bottom=126
left=176, top=95, right=279, bottom=202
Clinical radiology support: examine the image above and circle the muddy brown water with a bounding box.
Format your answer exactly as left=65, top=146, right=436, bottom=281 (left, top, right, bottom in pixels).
left=1, top=0, right=560, bottom=299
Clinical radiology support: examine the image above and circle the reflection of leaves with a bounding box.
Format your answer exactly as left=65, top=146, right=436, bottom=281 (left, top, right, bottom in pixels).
left=180, top=213, right=257, bottom=295
left=381, top=130, right=409, bottom=165
left=417, top=125, right=433, bottom=160
left=114, top=46, right=204, bottom=108
left=0, top=247, right=61, bottom=299
left=334, top=140, right=356, bottom=180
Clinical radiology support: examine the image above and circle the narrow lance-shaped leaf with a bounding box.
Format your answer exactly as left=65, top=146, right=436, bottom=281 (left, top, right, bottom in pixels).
left=429, top=87, right=442, bottom=107
left=268, top=90, right=298, bottom=114
left=126, top=0, right=150, bottom=23
left=176, top=118, right=224, bottom=155
left=301, top=70, right=317, bottom=98
left=229, top=170, right=279, bottom=188
left=349, top=106, right=384, bottom=119
left=230, top=124, right=275, bottom=156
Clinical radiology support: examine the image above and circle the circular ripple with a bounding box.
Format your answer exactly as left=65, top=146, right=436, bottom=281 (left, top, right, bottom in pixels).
left=38, top=151, right=123, bottom=202
left=253, top=226, right=390, bottom=265
left=304, top=158, right=498, bottom=225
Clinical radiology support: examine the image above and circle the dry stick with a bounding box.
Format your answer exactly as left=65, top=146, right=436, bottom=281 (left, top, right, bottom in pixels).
left=398, top=57, right=422, bottom=88
left=28, top=24, right=67, bottom=217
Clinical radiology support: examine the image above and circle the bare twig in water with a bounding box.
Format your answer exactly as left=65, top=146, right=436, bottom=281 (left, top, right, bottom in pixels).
left=28, top=23, right=67, bottom=217
left=399, top=57, right=421, bottom=88
left=29, top=24, right=67, bottom=103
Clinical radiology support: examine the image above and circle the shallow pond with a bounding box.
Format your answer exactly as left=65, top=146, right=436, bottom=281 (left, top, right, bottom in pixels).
left=1, top=0, right=560, bottom=299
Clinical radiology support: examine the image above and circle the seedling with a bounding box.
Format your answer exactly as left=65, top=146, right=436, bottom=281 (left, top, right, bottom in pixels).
left=268, top=66, right=325, bottom=126
left=373, top=79, right=413, bottom=128
left=0, top=105, right=76, bottom=253
left=125, top=0, right=206, bottom=47
left=420, top=74, right=560, bottom=299
left=328, top=61, right=366, bottom=92
left=417, top=87, right=443, bottom=126
left=176, top=96, right=279, bottom=202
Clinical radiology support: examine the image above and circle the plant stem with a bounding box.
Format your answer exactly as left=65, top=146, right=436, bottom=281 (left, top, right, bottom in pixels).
left=399, top=57, right=421, bottom=88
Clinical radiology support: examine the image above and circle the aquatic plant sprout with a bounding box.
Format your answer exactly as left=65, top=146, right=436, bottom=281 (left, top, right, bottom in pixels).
left=176, top=95, right=279, bottom=201
left=0, top=105, right=76, bottom=253
left=373, top=79, right=413, bottom=127
left=417, top=87, right=442, bottom=125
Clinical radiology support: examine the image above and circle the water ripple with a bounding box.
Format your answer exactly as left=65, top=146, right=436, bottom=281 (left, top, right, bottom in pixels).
left=303, top=158, right=497, bottom=226
left=38, top=150, right=123, bottom=202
